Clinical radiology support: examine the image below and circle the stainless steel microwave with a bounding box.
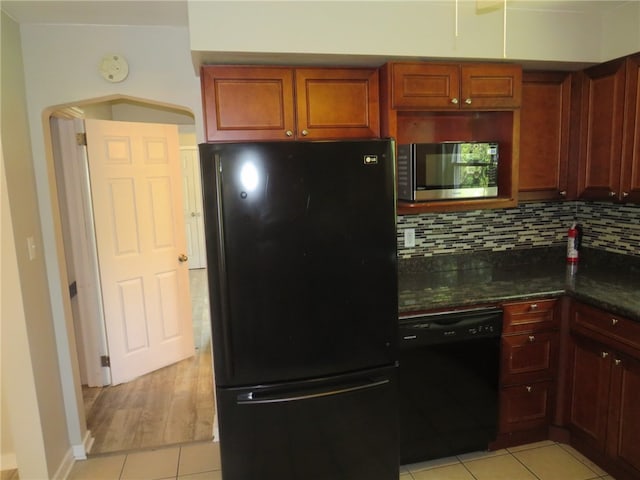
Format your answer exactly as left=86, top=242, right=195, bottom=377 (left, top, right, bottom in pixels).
left=397, top=142, right=499, bottom=201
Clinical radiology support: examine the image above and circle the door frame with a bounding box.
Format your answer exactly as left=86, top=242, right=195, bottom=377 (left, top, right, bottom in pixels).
left=50, top=115, right=110, bottom=387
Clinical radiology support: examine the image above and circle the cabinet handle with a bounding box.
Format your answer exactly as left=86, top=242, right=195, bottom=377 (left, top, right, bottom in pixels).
left=615, top=359, right=622, bottom=366
left=529, top=303, right=538, bottom=311
left=465, top=98, right=472, bottom=105
left=285, top=130, right=294, bottom=137
left=528, top=335, right=535, bottom=343
left=301, top=129, right=309, bottom=136
left=611, top=318, right=619, bottom=326
left=622, top=192, right=629, bottom=198
left=609, top=191, right=617, bottom=197
left=451, top=98, right=459, bottom=105
left=526, top=386, right=532, bottom=393
left=601, top=352, right=609, bottom=359
left=559, top=190, right=567, bottom=197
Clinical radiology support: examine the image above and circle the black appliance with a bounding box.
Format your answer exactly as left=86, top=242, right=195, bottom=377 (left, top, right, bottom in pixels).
left=199, top=139, right=399, bottom=480
left=397, top=308, right=502, bottom=464
left=397, top=141, right=499, bottom=202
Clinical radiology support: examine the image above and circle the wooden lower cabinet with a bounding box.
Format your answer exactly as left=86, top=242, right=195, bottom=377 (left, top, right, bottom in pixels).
left=567, top=301, right=640, bottom=480
left=499, top=381, right=554, bottom=434
left=496, top=299, right=559, bottom=446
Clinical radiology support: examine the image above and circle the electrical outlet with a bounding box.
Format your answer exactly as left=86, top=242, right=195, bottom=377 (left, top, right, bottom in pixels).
left=27, top=236, right=37, bottom=261
left=404, top=228, right=415, bottom=248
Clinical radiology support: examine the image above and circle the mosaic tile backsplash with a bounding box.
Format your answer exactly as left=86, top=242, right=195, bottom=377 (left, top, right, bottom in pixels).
left=397, top=201, right=640, bottom=259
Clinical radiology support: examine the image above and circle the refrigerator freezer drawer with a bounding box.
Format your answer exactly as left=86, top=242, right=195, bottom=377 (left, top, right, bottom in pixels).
left=216, top=366, right=399, bottom=480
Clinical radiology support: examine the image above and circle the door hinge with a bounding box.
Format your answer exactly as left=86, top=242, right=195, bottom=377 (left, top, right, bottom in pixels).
left=100, top=355, right=111, bottom=367
left=76, top=133, right=87, bottom=146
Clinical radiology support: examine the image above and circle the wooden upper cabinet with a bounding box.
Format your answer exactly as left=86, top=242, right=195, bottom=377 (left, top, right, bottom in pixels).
left=201, top=65, right=380, bottom=142
left=620, top=53, right=640, bottom=204
left=201, top=66, right=295, bottom=142
left=294, top=68, right=380, bottom=140
left=577, top=57, right=627, bottom=201
left=519, top=72, right=572, bottom=201
left=390, top=62, right=521, bottom=110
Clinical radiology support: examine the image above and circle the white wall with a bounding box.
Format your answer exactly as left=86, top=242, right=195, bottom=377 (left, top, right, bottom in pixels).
left=16, top=22, right=204, bottom=471
left=1, top=11, right=69, bottom=479
left=188, top=1, right=639, bottom=67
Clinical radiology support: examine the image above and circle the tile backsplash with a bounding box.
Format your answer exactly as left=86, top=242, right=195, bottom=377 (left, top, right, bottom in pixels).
left=397, top=201, right=640, bottom=259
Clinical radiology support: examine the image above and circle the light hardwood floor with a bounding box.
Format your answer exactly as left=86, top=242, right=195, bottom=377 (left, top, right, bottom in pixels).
left=82, top=268, right=214, bottom=454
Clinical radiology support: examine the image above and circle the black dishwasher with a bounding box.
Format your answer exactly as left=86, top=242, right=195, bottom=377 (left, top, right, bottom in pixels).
left=398, top=308, right=502, bottom=465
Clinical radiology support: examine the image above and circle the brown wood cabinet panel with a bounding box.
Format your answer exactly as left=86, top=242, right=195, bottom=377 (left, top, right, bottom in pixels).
left=499, top=381, right=554, bottom=433
left=607, top=352, right=640, bottom=477
left=501, top=332, right=558, bottom=385
left=577, top=58, right=626, bottom=200
left=502, top=299, right=559, bottom=334
left=570, top=301, right=640, bottom=358
left=201, top=66, right=379, bottom=142
left=519, top=72, right=572, bottom=201
left=201, top=66, right=295, bottom=142
left=391, top=63, right=460, bottom=109
left=460, top=64, right=522, bottom=109
left=567, top=334, right=612, bottom=451
left=390, top=62, right=521, bottom=110
left=621, top=53, right=640, bottom=203
left=294, top=68, right=380, bottom=140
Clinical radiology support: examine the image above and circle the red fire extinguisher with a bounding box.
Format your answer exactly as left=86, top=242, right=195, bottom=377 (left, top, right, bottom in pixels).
left=567, top=222, right=582, bottom=264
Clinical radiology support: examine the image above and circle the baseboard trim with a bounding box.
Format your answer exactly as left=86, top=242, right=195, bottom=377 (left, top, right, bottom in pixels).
left=52, top=448, right=74, bottom=480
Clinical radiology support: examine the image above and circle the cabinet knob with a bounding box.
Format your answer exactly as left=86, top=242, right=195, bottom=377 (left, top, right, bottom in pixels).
left=451, top=98, right=459, bottom=105
left=611, top=318, right=619, bottom=326
left=526, top=386, right=533, bottom=393
left=601, top=351, right=609, bottom=359
left=528, top=335, right=535, bottom=343
left=614, top=359, right=622, bottom=366
left=622, top=192, right=629, bottom=198
left=609, top=191, right=617, bottom=197
left=285, top=130, right=294, bottom=137
left=529, top=303, right=538, bottom=310
left=301, top=129, right=309, bottom=136
left=465, top=98, right=472, bottom=105
left=559, top=190, right=567, bottom=197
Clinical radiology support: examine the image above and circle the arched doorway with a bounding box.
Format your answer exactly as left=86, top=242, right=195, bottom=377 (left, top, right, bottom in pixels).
left=46, top=95, right=215, bottom=454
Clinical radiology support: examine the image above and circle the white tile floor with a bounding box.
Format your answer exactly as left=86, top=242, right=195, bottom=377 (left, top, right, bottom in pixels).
left=5, top=439, right=612, bottom=480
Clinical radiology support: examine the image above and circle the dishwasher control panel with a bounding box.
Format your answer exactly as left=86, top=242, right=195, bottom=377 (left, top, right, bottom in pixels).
left=399, top=308, right=502, bottom=346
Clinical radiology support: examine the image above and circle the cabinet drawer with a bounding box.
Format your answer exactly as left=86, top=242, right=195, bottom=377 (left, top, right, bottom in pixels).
left=502, top=299, right=558, bottom=334
left=501, top=332, right=558, bottom=385
left=499, top=381, right=554, bottom=433
left=571, top=302, right=640, bottom=356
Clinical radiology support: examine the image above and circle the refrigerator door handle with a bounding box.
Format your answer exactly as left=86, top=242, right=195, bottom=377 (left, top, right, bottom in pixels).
left=236, top=378, right=390, bottom=405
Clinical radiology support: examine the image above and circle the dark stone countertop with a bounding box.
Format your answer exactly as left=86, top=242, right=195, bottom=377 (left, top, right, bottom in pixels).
left=398, top=248, right=640, bottom=322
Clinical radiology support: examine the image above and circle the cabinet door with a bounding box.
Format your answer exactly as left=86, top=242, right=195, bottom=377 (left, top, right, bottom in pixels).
left=621, top=53, right=640, bottom=203
left=501, top=332, right=558, bottom=385
left=519, top=72, right=571, bottom=201
left=577, top=58, right=626, bottom=200
left=567, top=335, right=612, bottom=451
left=391, top=63, right=460, bottom=109
left=201, top=66, right=295, bottom=142
left=607, top=352, right=640, bottom=477
left=295, top=68, right=380, bottom=140
left=499, top=381, right=554, bottom=433
left=460, top=64, right=522, bottom=109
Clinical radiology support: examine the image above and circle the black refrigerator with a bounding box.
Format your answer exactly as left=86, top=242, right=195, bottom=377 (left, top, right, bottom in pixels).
left=199, top=139, right=399, bottom=480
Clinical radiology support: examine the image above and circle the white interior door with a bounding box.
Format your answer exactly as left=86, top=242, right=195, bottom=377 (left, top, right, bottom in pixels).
left=180, top=147, right=206, bottom=269
left=85, top=119, right=194, bottom=385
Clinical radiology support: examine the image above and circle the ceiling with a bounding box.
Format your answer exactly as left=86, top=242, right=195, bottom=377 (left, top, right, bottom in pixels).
left=0, top=0, right=630, bottom=27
